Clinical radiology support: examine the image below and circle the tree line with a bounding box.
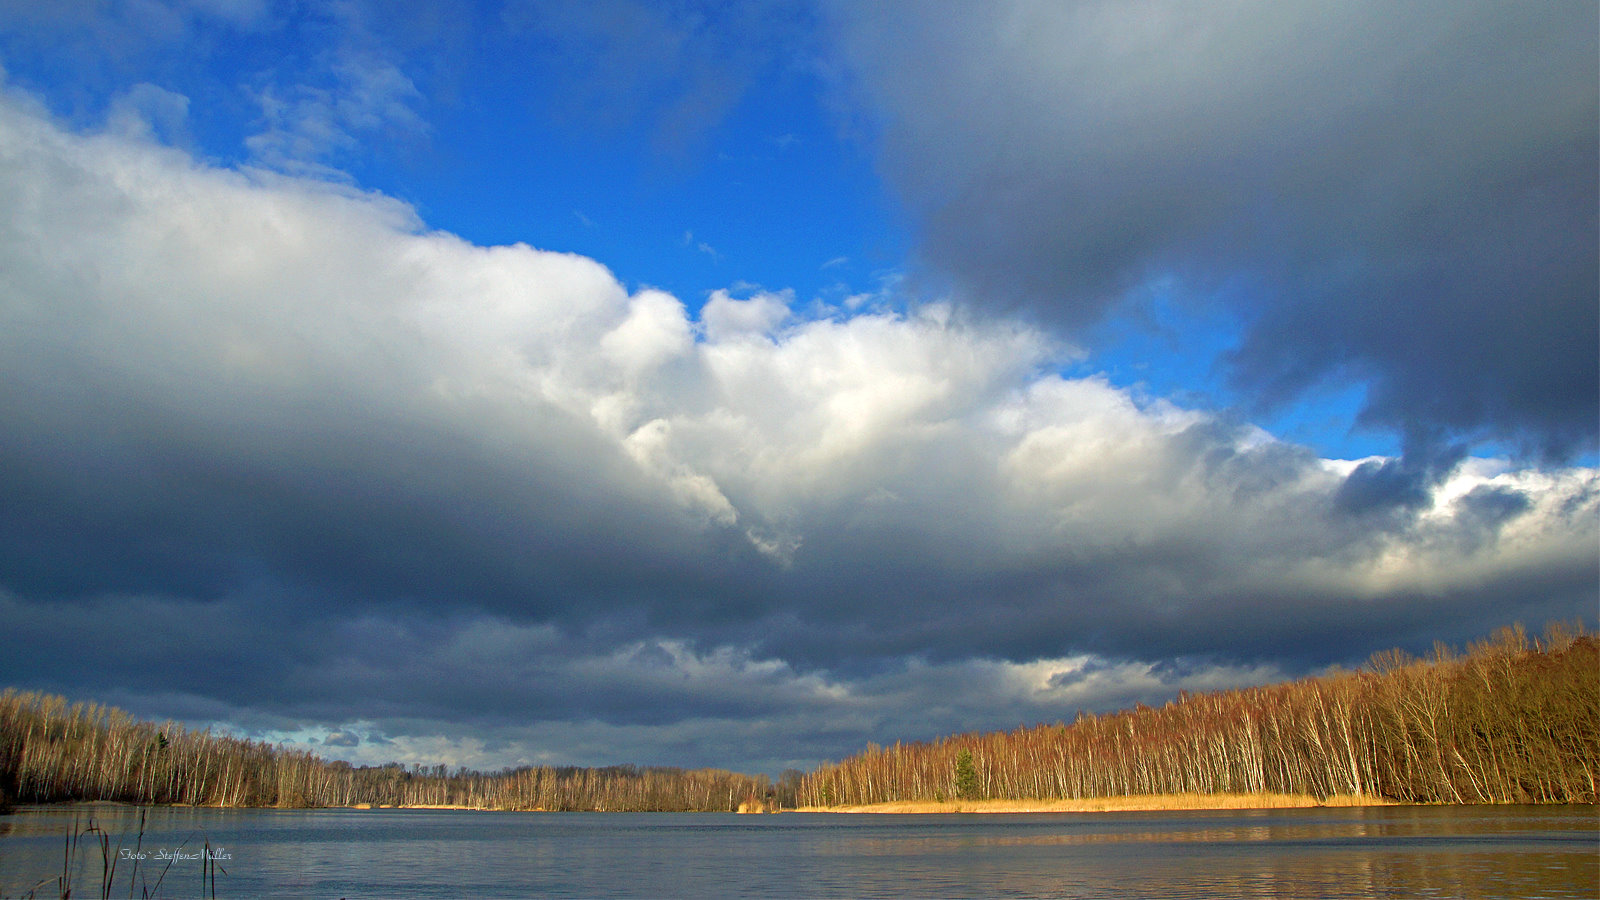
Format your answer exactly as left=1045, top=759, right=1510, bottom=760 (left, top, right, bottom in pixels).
left=0, top=694, right=768, bottom=811
left=2, top=622, right=1594, bottom=813
left=798, top=622, right=1598, bottom=807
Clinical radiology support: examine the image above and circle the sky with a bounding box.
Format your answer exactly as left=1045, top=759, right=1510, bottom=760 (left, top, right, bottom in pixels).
left=0, top=0, right=1595, bottom=777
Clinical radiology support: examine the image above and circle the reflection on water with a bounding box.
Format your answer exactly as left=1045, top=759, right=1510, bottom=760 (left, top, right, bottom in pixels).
left=0, top=803, right=1594, bottom=898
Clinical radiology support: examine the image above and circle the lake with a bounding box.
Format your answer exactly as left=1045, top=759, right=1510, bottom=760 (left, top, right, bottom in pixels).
left=0, top=804, right=1594, bottom=898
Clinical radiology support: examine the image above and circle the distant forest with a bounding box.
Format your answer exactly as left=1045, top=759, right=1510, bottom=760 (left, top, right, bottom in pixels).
left=799, top=623, right=1598, bottom=807
left=0, top=694, right=769, bottom=812
left=1, top=623, right=1595, bottom=813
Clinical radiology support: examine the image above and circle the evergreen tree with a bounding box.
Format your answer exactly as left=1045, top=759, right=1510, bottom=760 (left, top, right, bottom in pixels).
left=954, top=748, right=979, bottom=800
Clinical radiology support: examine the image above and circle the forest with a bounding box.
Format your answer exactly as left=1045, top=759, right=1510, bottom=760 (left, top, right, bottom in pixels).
left=1, top=622, right=1594, bottom=813
left=799, top=622, right=1598, bottom=807
left=0, top=694, right=768, bottom=812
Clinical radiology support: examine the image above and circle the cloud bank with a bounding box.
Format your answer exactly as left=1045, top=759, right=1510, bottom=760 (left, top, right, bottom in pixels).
left=0, top=82, right=1594, bottom=772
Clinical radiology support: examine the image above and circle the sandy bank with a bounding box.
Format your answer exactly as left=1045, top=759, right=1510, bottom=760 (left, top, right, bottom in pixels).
left=339, top=803, right=505, bottom=810
left=793, top=793, right=1395, bottom=814
left=399, top=803, right=484, bottom=810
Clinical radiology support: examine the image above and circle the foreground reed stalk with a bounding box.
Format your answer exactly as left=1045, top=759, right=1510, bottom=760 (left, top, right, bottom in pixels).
left=4, top=810, right=198, bottom=900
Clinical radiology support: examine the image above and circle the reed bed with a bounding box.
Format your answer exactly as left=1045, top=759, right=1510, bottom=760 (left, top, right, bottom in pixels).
left=1, top=810, right=220, bottom=900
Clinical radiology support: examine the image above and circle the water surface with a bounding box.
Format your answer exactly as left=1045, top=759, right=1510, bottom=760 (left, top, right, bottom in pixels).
left=0, top=803, right=1593, bottom=898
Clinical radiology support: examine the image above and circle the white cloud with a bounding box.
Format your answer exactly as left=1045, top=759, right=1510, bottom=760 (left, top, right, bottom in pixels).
left=601, top=289, right=694, bottom=375
left=622, top=418, right=739, bottom=526
left=105, top=83, right=191, bottom=143
left=699, top=289, right=790, bottom=342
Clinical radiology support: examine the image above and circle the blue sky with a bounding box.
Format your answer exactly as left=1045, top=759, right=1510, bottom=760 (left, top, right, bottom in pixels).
left=0, top=1, right=1594, bottom=774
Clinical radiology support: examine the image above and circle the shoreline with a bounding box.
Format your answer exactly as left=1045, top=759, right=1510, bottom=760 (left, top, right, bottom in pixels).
left=792, top=792, right=1398, bottom=814
left=31, top=794, right=1600, bottom=816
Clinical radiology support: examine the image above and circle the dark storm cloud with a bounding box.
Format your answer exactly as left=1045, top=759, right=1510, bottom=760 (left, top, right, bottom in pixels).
left=0, top=378, right=762, bottom=620
left=1334, top=441, right=1468, bottom=517
left=1455, top=485, right=1532, bottom=531
left=826, top=0, right=1598, bottom=459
